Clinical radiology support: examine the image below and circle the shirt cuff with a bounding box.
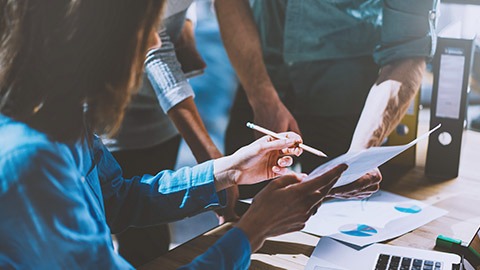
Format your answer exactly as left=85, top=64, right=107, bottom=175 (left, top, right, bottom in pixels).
left=373, top=36, right=433, bottom=66
left=179, top=160, right=227, bottom=210
left=156, top=81, right=195, bottom=113
left=373, top=0, right=437, bottom=66
left=145, top=46, right=195, bottom=113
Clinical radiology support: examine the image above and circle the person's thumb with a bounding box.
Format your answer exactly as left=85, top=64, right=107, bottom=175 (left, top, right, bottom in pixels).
left=270, top=174, right=302, bottom=189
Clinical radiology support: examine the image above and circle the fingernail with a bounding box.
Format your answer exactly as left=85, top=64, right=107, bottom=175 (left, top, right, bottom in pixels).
left=272, top=166, right=280, bottom=173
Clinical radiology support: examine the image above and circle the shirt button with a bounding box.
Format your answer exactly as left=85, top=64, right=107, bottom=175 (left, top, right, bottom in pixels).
left=81, top=176, right=86, bottom=183
left=287, top=62, right=294, bottom=66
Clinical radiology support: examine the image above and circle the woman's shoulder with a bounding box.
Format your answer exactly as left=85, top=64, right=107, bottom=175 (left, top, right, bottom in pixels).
left=0, top=115, right=76, bottom=191
left=0, top=114, right=58, bottom=157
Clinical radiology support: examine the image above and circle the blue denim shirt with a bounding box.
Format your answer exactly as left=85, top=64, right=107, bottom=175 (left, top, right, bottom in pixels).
left=0, top=114, right=250, bottom=269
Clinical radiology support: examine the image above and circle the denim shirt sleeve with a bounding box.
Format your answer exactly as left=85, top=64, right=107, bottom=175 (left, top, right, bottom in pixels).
left=373, top=0, right=438, bottom=66
left=0, top=144, right=132, bottom=269
left=144, top=29, right=195, bottom=113
left=178, top=227, right=251, bottom=270
left=93, top=137, right=226, bottom=233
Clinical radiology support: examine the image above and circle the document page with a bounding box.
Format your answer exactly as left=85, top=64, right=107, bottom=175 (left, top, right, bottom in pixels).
left=305, top=124, right=441, bottom=188
left=302, top=190, right=447, bottom=247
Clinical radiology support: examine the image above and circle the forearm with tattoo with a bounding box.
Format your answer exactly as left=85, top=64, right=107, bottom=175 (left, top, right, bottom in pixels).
left=366, top=81, right=417, bottom=148
left=350, top=58, right=426, bottom=151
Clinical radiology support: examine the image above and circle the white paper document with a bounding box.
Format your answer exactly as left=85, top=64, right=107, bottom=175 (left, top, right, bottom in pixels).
left=240, top=190, right=447, bottom=247
left=305, top=124, right=441, bottom=188
left=302, top=190, right=447, bottom=247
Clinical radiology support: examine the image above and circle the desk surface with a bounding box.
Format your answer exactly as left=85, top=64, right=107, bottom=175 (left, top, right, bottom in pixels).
left=140, top=128, right=480, bottom=270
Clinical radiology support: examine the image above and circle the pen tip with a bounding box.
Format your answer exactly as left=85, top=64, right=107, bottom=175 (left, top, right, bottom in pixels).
left=246, top=122, right=253, bottom=128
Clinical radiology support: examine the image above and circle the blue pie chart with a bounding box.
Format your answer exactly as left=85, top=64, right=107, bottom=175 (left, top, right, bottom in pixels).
left=339, top=224, right=378, bottom=237
left=394, top=204, right=422, bottom=214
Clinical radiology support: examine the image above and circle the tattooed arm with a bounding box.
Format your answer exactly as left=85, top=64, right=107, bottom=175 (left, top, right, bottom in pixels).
left=324, top=58, right=426, bottom=200
left=349, top=57, right=426, bottom=151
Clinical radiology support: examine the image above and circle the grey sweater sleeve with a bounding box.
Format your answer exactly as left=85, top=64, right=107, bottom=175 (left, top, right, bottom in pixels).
left=144, top=29, right=195, bottom=113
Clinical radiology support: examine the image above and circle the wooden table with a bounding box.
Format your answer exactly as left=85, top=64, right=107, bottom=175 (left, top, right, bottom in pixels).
left=140, top=128, right=480, bottom=270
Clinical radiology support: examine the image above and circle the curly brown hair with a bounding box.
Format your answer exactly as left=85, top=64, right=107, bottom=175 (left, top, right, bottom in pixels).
left=0, top=0, right=165, bottom=142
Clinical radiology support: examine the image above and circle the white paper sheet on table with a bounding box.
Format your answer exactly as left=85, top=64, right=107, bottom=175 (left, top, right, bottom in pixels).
left=305, top=124, right=441, bottom=188
left=302, top=190, right=447, bottom=247
left=239, top=190, right=447, bottom=247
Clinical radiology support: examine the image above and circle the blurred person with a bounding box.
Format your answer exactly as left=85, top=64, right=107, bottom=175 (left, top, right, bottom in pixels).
left=215, top=0, right=437, bottom=198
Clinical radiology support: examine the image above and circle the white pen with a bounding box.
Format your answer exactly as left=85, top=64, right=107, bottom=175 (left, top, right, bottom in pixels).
left=246, top=122, right=327, bottom=158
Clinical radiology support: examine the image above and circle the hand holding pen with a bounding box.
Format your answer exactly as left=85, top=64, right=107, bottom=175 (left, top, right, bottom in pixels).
left=246, top=122, right=327, bottom=158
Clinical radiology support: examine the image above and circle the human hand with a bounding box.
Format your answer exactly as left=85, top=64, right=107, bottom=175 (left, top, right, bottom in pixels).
left=327, top=168, right=381, bottom=200
left=235, top=164, right=348, bottom=252
left=213, top=132, right=303, bottom=190
left=251, top=96, right=301, bottom=138
left=174, top=20, right=206, bottom=77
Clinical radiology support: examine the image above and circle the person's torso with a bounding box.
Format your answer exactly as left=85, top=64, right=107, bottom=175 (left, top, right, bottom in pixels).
left=0, top=114, right=113, bottom=268
left=253, top=0, right=383, bottom=64
left=252, top=0, right=383, bottom=116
